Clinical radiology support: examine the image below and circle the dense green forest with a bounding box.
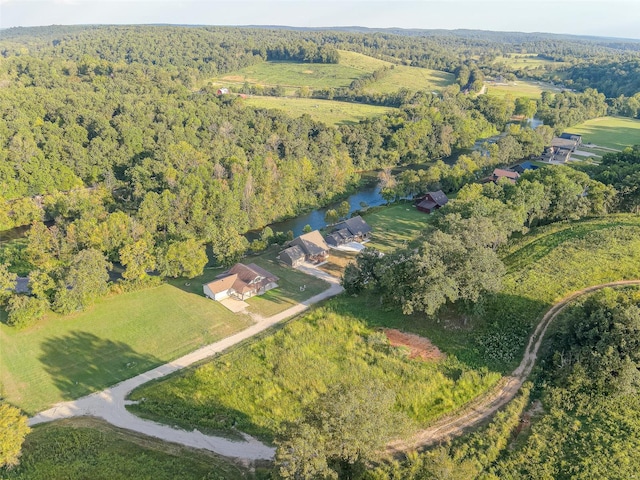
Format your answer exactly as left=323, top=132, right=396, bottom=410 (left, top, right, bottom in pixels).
left=0, top=24, right=635, bottom=327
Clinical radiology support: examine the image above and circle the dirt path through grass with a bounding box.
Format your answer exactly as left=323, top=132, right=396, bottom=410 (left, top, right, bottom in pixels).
left=28, top=265, right=342, bottom=461
left=386, top=279, right=640, bottom=454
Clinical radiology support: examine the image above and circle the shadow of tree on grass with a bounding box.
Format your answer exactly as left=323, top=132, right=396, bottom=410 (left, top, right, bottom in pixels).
left=39, top=331, right=161, bottom=400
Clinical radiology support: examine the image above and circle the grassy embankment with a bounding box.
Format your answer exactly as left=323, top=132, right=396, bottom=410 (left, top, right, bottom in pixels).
left=1, top=418, right=251, bottom=480
left=128, top=214, right=640, bottom=444
left=0, top=252, right=327, bottom=414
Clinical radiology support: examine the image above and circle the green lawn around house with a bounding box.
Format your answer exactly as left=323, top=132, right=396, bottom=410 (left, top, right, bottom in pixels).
left=361, top=202, right=432, bottom=252
left=243, top=95, right=394, bottom=126
left=565, top=116, right=640, bottom=150
left=0, top=284, right=253, bottom=414
left=1, top=418, right=251, bottom=480
left=168, top=252, right=329, bottom=318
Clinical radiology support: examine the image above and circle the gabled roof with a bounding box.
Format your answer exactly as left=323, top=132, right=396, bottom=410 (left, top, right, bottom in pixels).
left=326, top=228, right=352, bottom=245
left=493, top=168, right=520, bottom=180
left=333, top=216, right=372, bottom=237
left=205, top=274, right=238, bottom=294
left=416, top=199, right=438, bottom=211
left=228, top=263, right=279, bottom=284
left=280, top=245, right=306, bottom=261
left=425, top=190, right=449, bottom=207
left=290, top=230, right=329, bottom=256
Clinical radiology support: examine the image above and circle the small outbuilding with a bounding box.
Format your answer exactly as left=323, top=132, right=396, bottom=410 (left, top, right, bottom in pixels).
left=416, top=190, right=449, bottom=214
left=216, top=88, right=230, bottom=95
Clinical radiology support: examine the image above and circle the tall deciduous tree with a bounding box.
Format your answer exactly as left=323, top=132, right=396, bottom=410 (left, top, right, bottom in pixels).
left=156, top=238, right=208, bottom=278
left=275, top=381, right=410, bottom=479
left=53, top=249, right=112, bottom=314
left=0, top=402, right=30, bottom=468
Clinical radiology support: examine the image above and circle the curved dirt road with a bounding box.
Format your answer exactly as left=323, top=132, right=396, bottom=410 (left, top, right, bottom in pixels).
left=387, top=280, right=640, bottom=453
left=28, top=265, right=343, bottom=461
left=28, top=277, right=640, bottom=461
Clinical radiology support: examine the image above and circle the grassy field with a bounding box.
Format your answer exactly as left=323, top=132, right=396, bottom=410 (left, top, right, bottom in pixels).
left=216, top=49, right=454, bottom=96
left=364, top=65, right=454, bottom=94
left=485, top=79, right=563, bottom=99
left=362, top=202, right=432, bottom=252
left=492, top=53, right=566, bottom=70
left=217, top=60, right=364, bottom=89
left=128, top=307, right=500, bottom=442
left=126, top=212, right=640, bottom=446
left=1, top=249, right=328, bottom=414
left=1, top=418, right=251, bottom=480
left=0, top=284, right=253, bottom=414
left=243, top=95, right=394, bottom=126
left=565, top=116, right=640, bottom=150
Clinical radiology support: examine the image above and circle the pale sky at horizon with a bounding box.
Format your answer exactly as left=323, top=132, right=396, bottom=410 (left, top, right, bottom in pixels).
left=2, top=0, right=640, bottom=41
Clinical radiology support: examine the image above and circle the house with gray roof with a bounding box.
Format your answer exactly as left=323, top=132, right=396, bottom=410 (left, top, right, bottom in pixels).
left=332, top=216, right=372, bottom=242
left=286, top=230, right=329, bottom=264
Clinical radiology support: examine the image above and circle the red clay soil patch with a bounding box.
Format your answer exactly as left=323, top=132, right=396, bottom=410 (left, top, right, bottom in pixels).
left=383, top=329, right=445, bottom=362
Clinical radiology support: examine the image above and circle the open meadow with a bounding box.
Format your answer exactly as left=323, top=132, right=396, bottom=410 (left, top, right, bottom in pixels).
left=565, top=116, right=640, bottom=150
left=0, top=250, right=328, bottom=414
left=126, top=213, right=640, bottom=444
left=491, top=53, right=567, bottom=70
left=485, top=79, right=563, bottom=99
left=1, top=418, right=250, bottom=480
left=128, top=307, right=501, bottom=442
left=243, top=95, right=394, bottom=126
left=216, top=58, right=363, bottom=89
left=214, top=49, right=454, bottom=95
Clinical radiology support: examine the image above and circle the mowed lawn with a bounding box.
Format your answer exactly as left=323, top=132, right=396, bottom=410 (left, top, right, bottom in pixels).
left=0, top=284, right=253, bottom=414
left=565, top=116, right=640, bottom=150
left=244, top=95, right=394, bottom=126
left=362, top=203, right=431, bottom=252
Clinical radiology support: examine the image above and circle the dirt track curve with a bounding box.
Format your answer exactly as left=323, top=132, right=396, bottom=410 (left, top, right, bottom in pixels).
left=387, top=279, right=640, bottom=454
left=28, top=276, right=640, bottom=461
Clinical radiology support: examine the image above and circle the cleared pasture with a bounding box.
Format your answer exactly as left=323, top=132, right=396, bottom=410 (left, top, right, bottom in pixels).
left=566, top=116, right=640, bottom=150
left=243, top=95, right=394, bottom=126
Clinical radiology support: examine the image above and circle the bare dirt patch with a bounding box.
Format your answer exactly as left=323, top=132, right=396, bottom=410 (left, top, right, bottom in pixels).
left=302, top=70, right=314, bottom=74
left=384, top=329, right=445, bottom=361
